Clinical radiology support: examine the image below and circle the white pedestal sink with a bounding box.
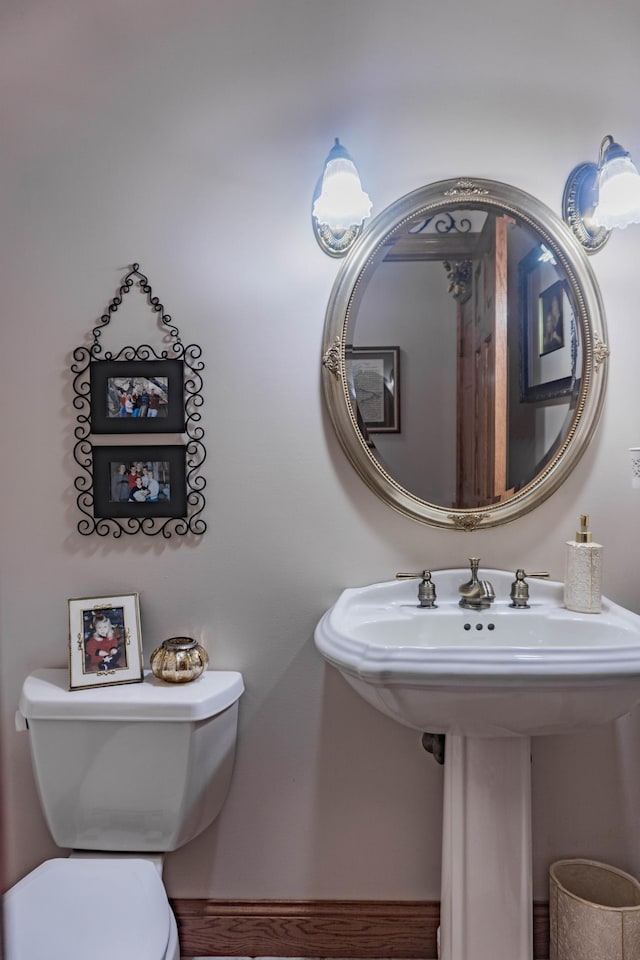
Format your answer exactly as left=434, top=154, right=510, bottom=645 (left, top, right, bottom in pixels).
left=314, top=568, right=640, bottom=960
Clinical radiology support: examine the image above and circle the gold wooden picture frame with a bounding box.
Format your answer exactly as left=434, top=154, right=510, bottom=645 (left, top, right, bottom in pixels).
left=68, top=593, right=143, bottom=691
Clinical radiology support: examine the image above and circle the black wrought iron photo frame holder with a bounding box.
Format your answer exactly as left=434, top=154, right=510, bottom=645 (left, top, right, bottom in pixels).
left=72, top=263, right=206, bottom=537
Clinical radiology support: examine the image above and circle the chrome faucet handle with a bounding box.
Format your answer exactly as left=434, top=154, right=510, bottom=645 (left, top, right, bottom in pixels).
left=396, top=570, right=437, bottom=608
left=509, top=569, right=550, bottom=608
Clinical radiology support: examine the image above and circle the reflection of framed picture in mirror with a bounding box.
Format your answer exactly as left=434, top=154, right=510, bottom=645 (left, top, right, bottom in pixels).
left=538, top=280, right=565, bottom=357
left=346, top=346, right=400, bottom=433
left=519, top=246, right=578, bottom=402
left=68, top=592, right=143, bottom=691
left=92, top=445, right=187, bottom=519
left=90, top=359, right=185, bottom=433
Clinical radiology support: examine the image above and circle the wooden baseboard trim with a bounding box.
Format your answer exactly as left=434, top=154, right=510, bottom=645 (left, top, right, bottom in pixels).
left=171, top=899, right=550, bottom=958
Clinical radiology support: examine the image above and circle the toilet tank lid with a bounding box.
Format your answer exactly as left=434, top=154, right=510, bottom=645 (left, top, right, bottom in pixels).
left=20, top=668, right=244, bottom=721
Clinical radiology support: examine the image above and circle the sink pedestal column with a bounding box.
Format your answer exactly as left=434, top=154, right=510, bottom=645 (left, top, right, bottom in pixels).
left=440, top=735, right=532, bottom=960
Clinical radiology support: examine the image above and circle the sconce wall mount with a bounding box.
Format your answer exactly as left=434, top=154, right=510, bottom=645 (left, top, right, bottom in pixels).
left=562, top=158, right=611, bottom=255
left=563, top=135, right=640, bottom=255
left=312, top=218, right=363, bottom=259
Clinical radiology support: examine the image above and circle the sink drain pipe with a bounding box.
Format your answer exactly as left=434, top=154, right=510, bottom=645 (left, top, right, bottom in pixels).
left=422, top=731, right=445, bottom=764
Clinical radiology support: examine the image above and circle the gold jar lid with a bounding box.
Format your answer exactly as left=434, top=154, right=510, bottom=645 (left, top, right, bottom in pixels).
left=161, top=637, right=199, bottom=652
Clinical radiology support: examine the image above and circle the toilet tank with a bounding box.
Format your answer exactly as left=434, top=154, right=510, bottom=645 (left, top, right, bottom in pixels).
left=18, top=668, right=244, bottom=852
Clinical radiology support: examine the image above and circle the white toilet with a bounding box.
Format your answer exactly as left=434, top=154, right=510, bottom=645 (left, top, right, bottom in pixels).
left=5, top=667, right=244, bottom=960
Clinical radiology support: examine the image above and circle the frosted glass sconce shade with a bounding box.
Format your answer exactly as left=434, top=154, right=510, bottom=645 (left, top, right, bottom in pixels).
left=312, top=138, right=372, bottom=257
left=594, top=143, right=640, bottom=229
left=563, top=135, right=640, bottom=253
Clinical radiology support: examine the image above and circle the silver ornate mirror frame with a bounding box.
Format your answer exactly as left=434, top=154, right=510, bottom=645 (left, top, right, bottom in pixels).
left=321, top=178, right=609, bottom=530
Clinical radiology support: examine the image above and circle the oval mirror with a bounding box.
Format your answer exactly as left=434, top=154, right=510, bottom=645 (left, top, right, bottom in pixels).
left=321, top=178, right=609, bottom=529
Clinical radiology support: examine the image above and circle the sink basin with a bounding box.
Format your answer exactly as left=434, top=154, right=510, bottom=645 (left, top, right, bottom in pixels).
left=316, top=568, right=640, bottom=960
left=314, top=568, right=640, bottom=737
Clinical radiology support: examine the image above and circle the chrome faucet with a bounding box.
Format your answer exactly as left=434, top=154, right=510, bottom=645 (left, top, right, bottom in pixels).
left=458, top=558, right=495, bottom=610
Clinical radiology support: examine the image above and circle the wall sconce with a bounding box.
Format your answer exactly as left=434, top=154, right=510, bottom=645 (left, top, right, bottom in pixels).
left=562, top=135, right=640, bottom=254
left=630, top=448, right=640, bottom=488
left=312, top=138, right=372, bottom=258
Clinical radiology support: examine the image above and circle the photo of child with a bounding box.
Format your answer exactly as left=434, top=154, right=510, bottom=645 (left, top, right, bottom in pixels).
left=82, top=607, right=128, bottom=674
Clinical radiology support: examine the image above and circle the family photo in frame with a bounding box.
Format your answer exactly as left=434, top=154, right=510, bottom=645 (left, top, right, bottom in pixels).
left=90, top=358, right=185, bottom=434
left=92, top=445, right=187, bottom=520
left=68, top=593, right=143, bottom=690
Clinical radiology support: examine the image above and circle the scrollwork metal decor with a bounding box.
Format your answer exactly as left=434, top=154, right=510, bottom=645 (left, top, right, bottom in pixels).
left=72, top=263, right=206, bottom=537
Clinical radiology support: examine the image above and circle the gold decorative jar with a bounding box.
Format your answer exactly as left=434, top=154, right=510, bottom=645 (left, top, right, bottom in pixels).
left=150, top=637, right=209, bottom=683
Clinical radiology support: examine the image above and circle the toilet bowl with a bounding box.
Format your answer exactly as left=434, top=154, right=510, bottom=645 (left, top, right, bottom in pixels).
left=5, top=668, right=244, bottom=960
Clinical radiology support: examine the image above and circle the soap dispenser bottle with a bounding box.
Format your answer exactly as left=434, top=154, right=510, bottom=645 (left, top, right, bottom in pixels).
left=564, top=514, right=602, bottom=613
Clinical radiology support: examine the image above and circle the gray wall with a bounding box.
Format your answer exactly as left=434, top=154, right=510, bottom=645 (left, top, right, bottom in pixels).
left=355, top=259, right=457, bottom=504
left=2, top=0, right=640, bottom=902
